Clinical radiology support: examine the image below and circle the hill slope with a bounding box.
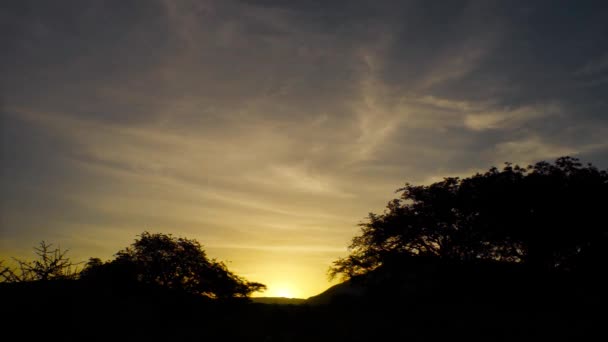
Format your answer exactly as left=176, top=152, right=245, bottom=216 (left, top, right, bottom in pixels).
left=250, top=297, right=306, bottom=305
left=305, top=279, right=365, bottom=305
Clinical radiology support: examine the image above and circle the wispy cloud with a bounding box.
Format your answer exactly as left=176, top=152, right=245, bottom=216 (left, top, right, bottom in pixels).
left=576, top=53, right=608, bottom=75
left=464, top=103, right=562, bottom=131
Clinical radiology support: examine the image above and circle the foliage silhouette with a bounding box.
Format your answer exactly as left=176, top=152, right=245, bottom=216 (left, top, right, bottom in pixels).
left=80, top=232, right=266, bottom=298
left=0, top=241, right=80, bottom=282
left=330, top=156, right=608, bottom=280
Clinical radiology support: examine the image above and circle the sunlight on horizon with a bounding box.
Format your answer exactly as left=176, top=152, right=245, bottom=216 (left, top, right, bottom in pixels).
left=262, top=283, right=298, bottom=299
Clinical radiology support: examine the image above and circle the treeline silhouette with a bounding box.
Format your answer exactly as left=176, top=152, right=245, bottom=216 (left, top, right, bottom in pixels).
left=331, top=156, right=607, bottom=279
left=81, top=232, right=266, bottom=298
left=2, top=232, right=265, bottom=298
left=1, top=156, right=606, bottom=341
left=322, top=158, right=607, bottom=326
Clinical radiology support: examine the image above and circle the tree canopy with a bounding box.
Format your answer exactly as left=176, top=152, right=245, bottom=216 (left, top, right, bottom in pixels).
left=81, top=232, right=266, bottom=298
left=331, top=157, right=608, bottom=279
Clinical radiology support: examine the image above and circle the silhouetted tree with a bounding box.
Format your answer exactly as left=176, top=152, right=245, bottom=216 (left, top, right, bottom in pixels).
left=0, top=241, right=80, bottom=282
left=81, top=232, right=266, bottom=298
left=331, top=157, right=608, bottom=279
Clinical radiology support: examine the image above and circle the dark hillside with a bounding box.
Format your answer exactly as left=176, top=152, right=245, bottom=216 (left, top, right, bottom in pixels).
left=1, top=261, right=605, bottom=341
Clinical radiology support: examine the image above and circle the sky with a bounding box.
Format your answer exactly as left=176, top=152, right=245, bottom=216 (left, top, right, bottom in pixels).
left=1, top=0, right=608, bottom=298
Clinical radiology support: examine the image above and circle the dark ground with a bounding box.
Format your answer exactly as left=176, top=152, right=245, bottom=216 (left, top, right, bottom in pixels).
left=1, top=270, right=605, bottom=342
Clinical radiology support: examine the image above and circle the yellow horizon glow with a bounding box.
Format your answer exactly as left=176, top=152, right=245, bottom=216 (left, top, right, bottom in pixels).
left=265, top=285, right=297, bottom=298
left=207, top=245, right=342, bottom=298
left=0, top=229, right=345, bottom=299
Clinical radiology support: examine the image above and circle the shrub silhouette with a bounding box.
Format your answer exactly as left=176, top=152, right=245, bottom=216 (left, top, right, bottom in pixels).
left=331, top=156, right=608, bottom=279
left=81, top=232, right=266, bottom=298
left=0, top=241, right=80, bottom=282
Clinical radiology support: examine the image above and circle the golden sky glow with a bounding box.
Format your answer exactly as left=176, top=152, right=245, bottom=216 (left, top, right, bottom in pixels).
left=2, top=1, right=608, bottom=298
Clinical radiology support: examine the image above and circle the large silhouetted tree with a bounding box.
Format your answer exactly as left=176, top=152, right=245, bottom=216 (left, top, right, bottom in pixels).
left=81, top=232, right=266, bottom=298
left=331, top=157, right=608, bottom=279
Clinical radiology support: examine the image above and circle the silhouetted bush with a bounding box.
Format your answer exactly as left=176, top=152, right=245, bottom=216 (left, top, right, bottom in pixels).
left=0, top=241, right=80, bottom=282
left=80, top=232, right=266, bottom=298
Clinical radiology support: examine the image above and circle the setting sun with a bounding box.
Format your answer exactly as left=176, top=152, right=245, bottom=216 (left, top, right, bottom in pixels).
left=276, top=288, right=294, bottom=298
left=266, top=284, right=298, bottom=298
